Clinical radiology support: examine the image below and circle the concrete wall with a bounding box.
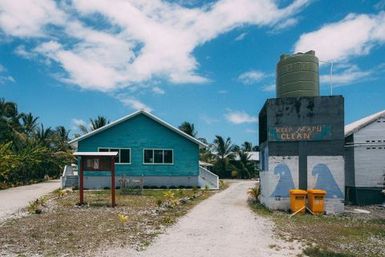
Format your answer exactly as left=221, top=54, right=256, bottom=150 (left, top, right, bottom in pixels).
left=259, top=96, right=345, bottom=213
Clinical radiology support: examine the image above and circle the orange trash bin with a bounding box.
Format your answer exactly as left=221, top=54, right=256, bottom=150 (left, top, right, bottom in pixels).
left=307, top=189, right=326, bottom=215
left=289, top=189, right=307, bottom=214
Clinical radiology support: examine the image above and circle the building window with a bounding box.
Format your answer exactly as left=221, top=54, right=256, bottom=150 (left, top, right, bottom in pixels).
left=98, top=148, right=131, bottom=164
left=143, top=149, right=173, bottom=164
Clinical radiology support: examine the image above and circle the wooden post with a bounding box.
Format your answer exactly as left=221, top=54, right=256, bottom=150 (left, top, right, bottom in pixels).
left=79, top=157, right=84, bottom=205
left=111, top=156, right=116, bottom=207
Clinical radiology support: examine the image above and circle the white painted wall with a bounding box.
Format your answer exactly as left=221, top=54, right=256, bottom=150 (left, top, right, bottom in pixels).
left=353, top=117, right=385, bottom=188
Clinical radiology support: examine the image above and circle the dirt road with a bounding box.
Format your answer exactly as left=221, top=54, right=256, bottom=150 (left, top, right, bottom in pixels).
left=101, top=180, right=302, bottom=257
left=0, top=180, right=60, bottom=221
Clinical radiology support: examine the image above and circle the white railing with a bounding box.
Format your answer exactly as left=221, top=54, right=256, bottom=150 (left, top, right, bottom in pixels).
left=61, top=165, right=79, bottom=188
left=199, top=166, right=219, bottom=189
left=62, top=165, right=74, bottom=176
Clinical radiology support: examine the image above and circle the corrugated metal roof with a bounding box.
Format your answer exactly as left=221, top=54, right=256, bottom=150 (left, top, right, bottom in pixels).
left=345, top=109, right=385, bottom=137
left=234, top=151, right=260, bottom=161
left=69, top=110, right=207, bottom=148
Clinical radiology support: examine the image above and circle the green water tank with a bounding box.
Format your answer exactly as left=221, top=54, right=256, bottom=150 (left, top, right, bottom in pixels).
left=276, top=50, right=319, bottom=98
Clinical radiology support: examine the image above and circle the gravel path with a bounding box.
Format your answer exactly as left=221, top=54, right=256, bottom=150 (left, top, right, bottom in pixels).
left=0, top=180, right=60, bottom=221
left=101, top=180, right=303, bottom=257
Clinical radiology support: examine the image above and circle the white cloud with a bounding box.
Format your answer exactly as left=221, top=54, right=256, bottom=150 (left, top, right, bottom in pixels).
left=320, top=65, right=372, bottom=87
left=245, top=128, right=257, bottom=134
left=0, top=64, right=15, bottom=84
left=0, top=0, right=65, bottom=37
left=71, top=118, right=89, bottom=132
left=200, top=114, right=220, bottom=125
left=294, top=12, right=385, bottom=63
left=115, top=94, right=152, bottom=112
left=262, top=83, right=275, bottom=92
left=238, top=70, right=265, bottom=85
left=225, top=110, right=257, bottom=124
left=235, top=32, right=247, bottom=41
left=14, top=45, right=37, bottom=59
left=0, top=0, right=309, bottom=92
left=152, top=86, right=165, bottom=95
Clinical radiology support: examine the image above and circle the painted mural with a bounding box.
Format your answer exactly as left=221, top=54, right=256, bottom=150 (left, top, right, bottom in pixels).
left=307, top=156, right=344, bottom=198
left=260, top=156, right=299, bottom=198
left=260, top=156, right=299, bottom=210
left=270, top=163, right=295, bottom=197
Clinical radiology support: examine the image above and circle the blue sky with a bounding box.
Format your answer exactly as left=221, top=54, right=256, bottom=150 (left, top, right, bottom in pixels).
left=1, top=0, right=385, bottom=146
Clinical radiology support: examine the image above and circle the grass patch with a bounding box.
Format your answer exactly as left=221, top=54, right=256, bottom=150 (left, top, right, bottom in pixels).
left=0, top=188, right=214, bottom=256
left=249, top=201, right=385, bottom=257
left=303, top=247, right=355, bottom=257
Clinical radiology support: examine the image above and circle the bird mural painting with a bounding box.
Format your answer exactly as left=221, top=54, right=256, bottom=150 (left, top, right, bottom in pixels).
left=270, top=163, right=295, bottom=198
left=312, top=163, right=343, bottom=199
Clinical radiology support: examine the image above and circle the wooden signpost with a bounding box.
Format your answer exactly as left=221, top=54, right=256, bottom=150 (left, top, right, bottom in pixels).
left=74, top=152, right=118, bottom=207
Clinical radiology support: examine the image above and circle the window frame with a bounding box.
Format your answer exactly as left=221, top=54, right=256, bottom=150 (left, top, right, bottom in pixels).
left=97, top=147, right=131, bottom=165
left=143, top=148, right=174, bottom=165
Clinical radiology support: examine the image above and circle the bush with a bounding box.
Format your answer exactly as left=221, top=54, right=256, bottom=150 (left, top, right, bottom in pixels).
left=247, top=183, right=260, bottom=202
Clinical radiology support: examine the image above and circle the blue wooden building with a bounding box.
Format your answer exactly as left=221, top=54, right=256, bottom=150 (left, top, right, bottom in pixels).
left=67, top=110, right=218, bottom=189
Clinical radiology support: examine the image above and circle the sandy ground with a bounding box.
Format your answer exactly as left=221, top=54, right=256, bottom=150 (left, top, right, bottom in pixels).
left=100, top=180, right=303, bottom=257
left=0, top=180, right=60, bottom=222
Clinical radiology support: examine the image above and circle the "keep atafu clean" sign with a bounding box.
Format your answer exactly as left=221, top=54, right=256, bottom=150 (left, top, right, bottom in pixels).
left=268, top=125, right=332, bottom=141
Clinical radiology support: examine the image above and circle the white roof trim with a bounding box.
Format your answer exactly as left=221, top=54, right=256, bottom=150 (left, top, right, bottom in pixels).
left=73, top=152, right=118, bottom=156
left=345, top=110, right=385, bottom=137
left=199, top=161, right=214, bottom=167
left=69, top=110, right=207, bottom=148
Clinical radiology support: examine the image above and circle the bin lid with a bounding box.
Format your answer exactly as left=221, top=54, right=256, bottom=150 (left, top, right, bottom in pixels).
left=307, top=189, right=326, bottom=195
left=289, top=189, right=308, bottom=195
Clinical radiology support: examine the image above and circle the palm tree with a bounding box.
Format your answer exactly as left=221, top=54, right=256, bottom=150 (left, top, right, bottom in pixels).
left=212, top=135, right=235, bottom=178
left=90, top=116, right=109, bottom=130
left=52, top=126, right=71, bottom=151
left=198, top=138, right=215, bottom=164
left=241, top=141, right=253, bottom=152
left=20, top=113, right=39, bottom=135
left=0, top=98, right=23, bottom=144
left=178, top=122, right=197, bottom=137
left=77, top=115, right=109, bottom=135
left=233, top=151, right=255, bottom=179
left=35, top=124, right=53, bottom=146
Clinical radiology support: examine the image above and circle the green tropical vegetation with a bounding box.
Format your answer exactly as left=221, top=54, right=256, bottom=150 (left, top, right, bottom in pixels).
left=76, top=115, right=109, bottom=136
left=0, top=98, right=73, bottom=189
left=179, top=121, right=259, bottom=179
left=178, top=121, right=197, bottom=137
